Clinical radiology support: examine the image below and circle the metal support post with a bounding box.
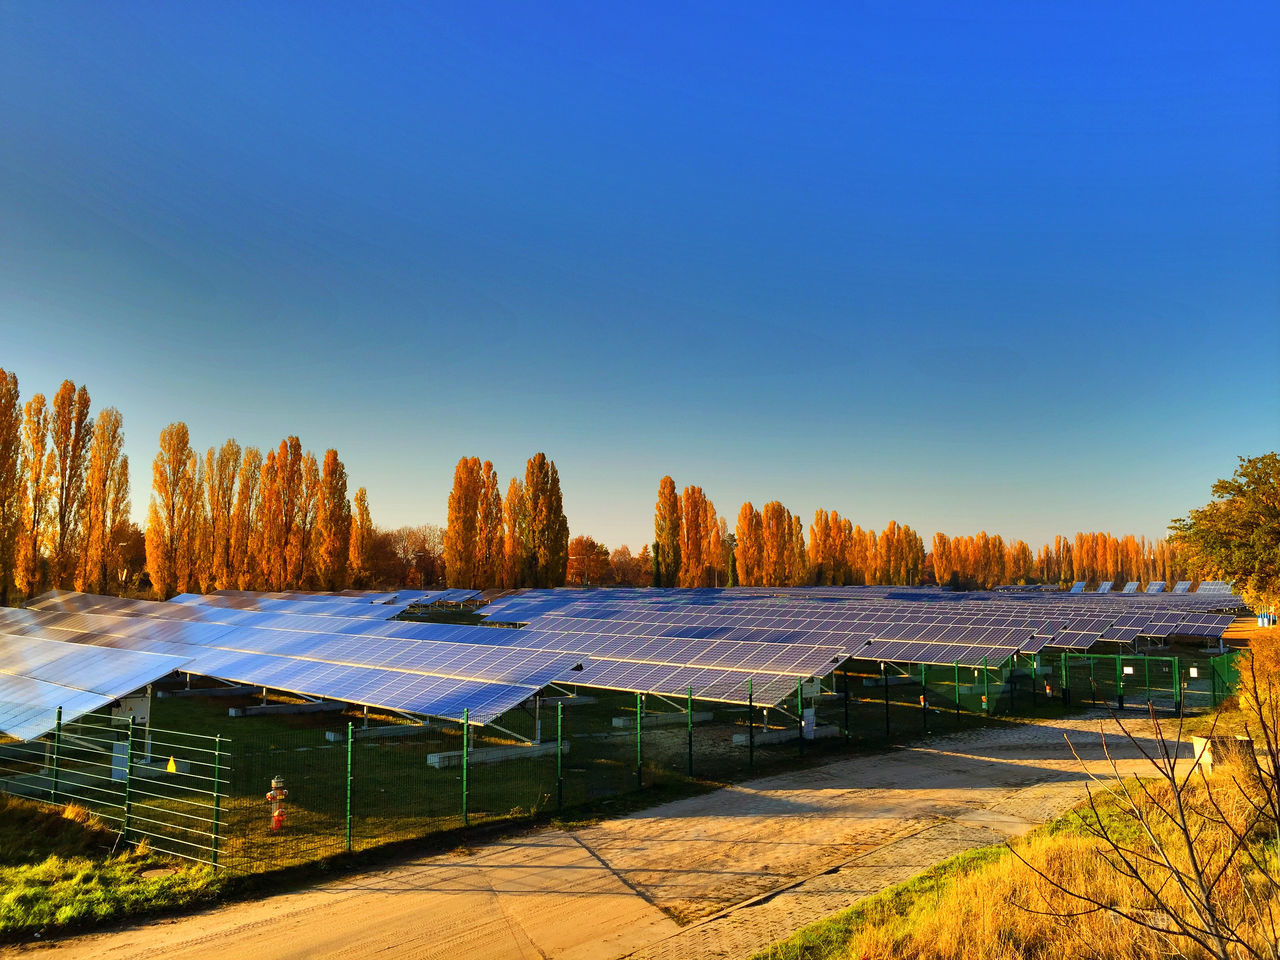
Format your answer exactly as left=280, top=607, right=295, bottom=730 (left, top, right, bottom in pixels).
left=123, top=716, right=136, bottom=842
left=635, top=693, right=643, bottom=789
left=1061, top=653, right=1070, bottom=706
left=982, top=657, right=989, bottom=714
left=797, top=679, right=804, bottom=755
left=345, top=721, right=354, bottom=851
left=462, top=708, right=470, bottom=826
left=556, top=702, right=564, bottom=812
left=687, top=686, right=694, bottom=778
left=1116, top=656, right=1124, bottom=710
left=1173, top=657, right=1182, bottom=716
left=1145, top=657, right=1150, bottom=702
left=211, top=734, right=223, bottom=867
left=920, top=664, right=927, bottom=734
left=842, top=670, right=850, bottom=739
left=882, top=662, right=890, bottom=737
left=954, top=661, right=960, bottom=715
left=747, top=679, right=755, bottom=773
left=50, top=706, right=62, bottom=804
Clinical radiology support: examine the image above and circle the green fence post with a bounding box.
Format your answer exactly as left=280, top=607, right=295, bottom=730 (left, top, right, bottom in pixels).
left=556, top=701, right=564, bottom=812
left=345, top=721, right=354, bottom=852
left=1061, top=653, right=1070, bottom=706
left=1030, top=656, right=1037, bottom=710
left=797, top=678, right=805, bottom=756
left=1116, top=656, right=1124, bottom=710
left=635, top=694, right=643, bottom=790
left=686, top=686, right=694, bottom=779
left=1145, top=657, right=1151, bottom=702
left=882, top=662, right=890, bottom=738
left=50, top=706, right=62, bottom=804
left=122, top=715, right=136, bottom=843
left=747, top=679, right=755, bottom=774
left=211, top=734, right=223, bottom=867
left=953, top=662, right=960, bottom=716
left=462, top=709, right=470, bottom=826
left=982, top=658, right=989, bottom=714
left=1173, top=657, right=1182, bottom=716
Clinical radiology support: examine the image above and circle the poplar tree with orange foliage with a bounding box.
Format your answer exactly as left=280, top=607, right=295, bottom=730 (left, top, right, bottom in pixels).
left=314, top=449, right=351, bottom=590
left=0, top=369, right=24, bottom=604
left=347, top=486, right=373, bottom=587
left=654, top=476, right=681, bottom=588
left=787, top=513, right=808, bottom=586
left=16, top=392, right=54, bottom=598
left=678, top=485, right=708, bottom=587
left=48, top=380, right=92, bottom=588
left=735, top=502, right=763, bottom=587
left=760, top=501, right=791, bottom=586
left=501, top=476, right=528, bottom=588
left=476, top=461, right=503, bottom=589
left=145, top=422, right=197, bottom=599
left=525, top=453, right=569, bottom=588
left=77, top=407, right=129, bottom=594
left=203, top=440, right=240, bottom=590
left=255, top=446, right=284, bottom=589
left=229, top=447, right=262, bottom=590
left=444, top=456, right=482, bottom=588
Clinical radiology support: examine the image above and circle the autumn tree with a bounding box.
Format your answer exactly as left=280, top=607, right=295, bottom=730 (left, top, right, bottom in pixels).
left=567, top=535, right=610, bottom=585
left=476, top=461, right=503, bottom=588
left=526, top=453, right=568, bottom=587
left=229, top=447, right=262, bottom=589
left=314, top=449, right=351, bottom=590
left=291, top=451, right=320, bottom=588
left=77, top=407, right=129, bottom=594
left=145, top=422, right=197, bottom=599
left=347, top=486, right=374, bottom=587
left=202, top=440, right=240, bottom=590
left=0, top=369, right=22, bottom=604
left=16, top=393, right=54, bottom=597
left=654, top=476, right=681, bottom=588
left=609, top=544, right=650, bottom=586
left=679, top=485, right=708, bottom=587
left=735, top=502, right=763, bottom=587
left=47, top=380, right=92, bottom=588
left=760, top=501, right=791, bottom=587
left=502, top=476, right=529, bottom=588
left=444, top=456, right=482, bottom=588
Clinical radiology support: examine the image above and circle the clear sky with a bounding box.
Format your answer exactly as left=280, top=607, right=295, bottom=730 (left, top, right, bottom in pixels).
left=2, top=3, right=1277, bottom=552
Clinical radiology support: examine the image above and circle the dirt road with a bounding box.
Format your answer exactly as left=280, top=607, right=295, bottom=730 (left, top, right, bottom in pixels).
left=4, top=712, right=1174, bottom=960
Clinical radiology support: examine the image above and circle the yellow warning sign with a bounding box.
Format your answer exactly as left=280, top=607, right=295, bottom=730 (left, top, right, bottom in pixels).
left=166, top=756, right=177, bottom=773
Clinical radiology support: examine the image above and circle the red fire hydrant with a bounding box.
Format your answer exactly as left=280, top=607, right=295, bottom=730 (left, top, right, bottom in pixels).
left=266, top=775, right=289, bottom=831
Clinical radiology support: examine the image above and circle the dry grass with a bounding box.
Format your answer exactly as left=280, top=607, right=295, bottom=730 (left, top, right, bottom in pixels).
left=762, top=713, right=1280, bottom=960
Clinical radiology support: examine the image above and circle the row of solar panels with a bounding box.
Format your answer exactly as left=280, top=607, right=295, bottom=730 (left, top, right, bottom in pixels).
left=0, top=583, right=1243, bottom=743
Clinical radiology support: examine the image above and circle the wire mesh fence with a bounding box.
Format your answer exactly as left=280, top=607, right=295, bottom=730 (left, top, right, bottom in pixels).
left=0, top=648, right=1243, bottom=875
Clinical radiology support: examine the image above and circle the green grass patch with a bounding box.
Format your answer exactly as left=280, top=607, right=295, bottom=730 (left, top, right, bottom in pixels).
left=0, top=795, right=225, bottom=941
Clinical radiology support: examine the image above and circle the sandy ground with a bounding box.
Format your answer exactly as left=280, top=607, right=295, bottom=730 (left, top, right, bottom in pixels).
left=3, top=710, right=1177, bottom=960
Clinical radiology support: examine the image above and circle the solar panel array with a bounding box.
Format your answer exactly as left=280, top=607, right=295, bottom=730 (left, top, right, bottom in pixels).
left=1, top=580, right=1248, bottom=740
left=0, top=626, right=191, bottom=741
left=5, top=596, right=581, bottom=730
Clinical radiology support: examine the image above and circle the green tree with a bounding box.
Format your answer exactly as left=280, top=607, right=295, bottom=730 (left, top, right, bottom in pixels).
left=1172, top=452, right=1280, bottom=609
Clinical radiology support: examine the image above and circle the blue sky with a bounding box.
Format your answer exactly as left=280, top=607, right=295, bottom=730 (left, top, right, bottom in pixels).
left=2, top=3, right=1277, bottom=551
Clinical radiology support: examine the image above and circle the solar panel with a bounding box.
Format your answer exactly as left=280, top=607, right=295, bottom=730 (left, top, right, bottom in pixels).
left=1068, top=582, right=1086, bottom=594
left=1145, top=581, right=1166, bottom=593
left=1122, top=581, right=1139, bottom=594
left=0, top=631, right=191, bottom=740
left=1172, top=581, right=1192, bottom=594
left=1096, top=581, right=1114, bottom=594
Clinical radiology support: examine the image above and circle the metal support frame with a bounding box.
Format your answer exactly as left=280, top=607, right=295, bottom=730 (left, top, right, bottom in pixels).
left=462, top=708, right=470, bottom=826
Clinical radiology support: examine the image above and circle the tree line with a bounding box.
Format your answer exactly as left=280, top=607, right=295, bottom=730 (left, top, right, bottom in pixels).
left=142, top=422, right=372, bottom=597
left=442, top=453, right=570, bottom=589
left=0, top=371, right=133, bottom=603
